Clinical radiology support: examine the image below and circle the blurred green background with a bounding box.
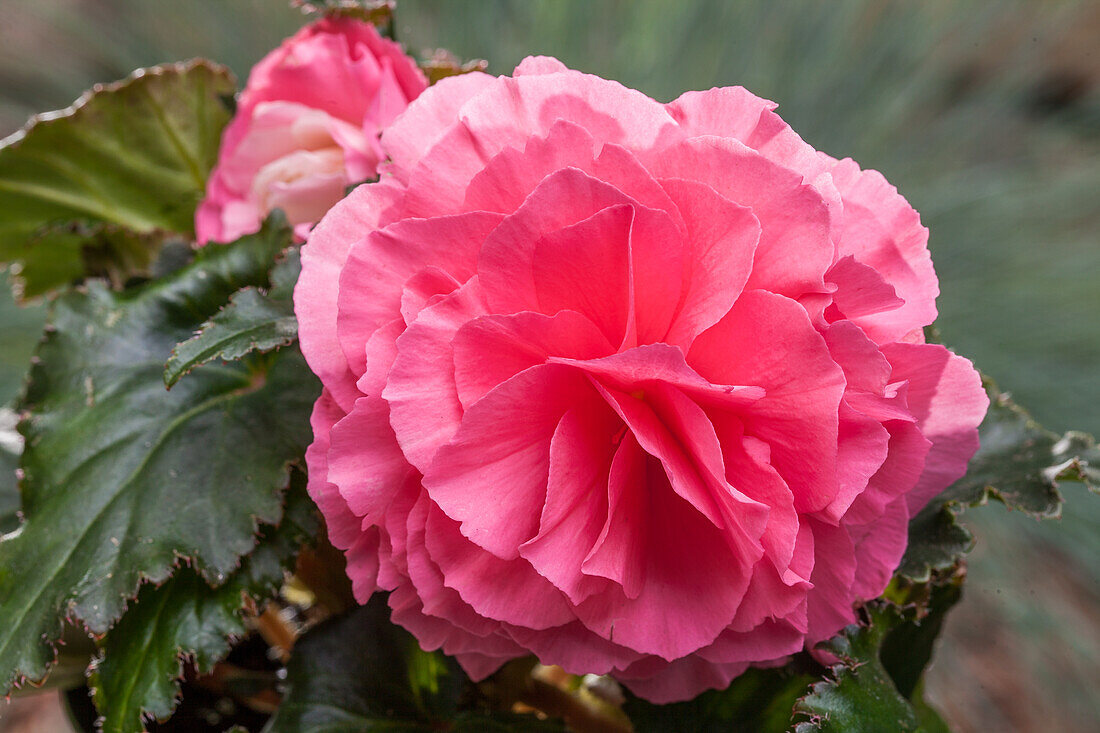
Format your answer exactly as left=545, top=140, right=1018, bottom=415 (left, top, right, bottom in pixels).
left=0, top=1, right=1097, bottom=731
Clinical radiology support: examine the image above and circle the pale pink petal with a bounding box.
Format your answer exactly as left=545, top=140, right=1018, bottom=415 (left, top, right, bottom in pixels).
left=514, top=56, right=571, bottom=76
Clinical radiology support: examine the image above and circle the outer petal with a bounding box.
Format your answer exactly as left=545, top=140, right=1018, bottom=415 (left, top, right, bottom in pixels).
left=295, top=179, right=404, bottom=410
left=881, top=343, right=988, bottom=513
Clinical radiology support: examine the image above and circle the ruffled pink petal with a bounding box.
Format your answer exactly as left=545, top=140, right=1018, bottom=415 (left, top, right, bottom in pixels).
left=296, top=179, right=404, bottom=410
left=326, top=395, right=413, bottom=524
left=574, top=435, right=757, bottom=661
left=805, top=518, right=858, bottom=643
left=665, top=86, right=829, bottom=180
left=479, top=167, right=640, bottom=314
left=337, top=211, right=503, bottom=376
left=825, top=255, right=906, bottom=337
left=304, top=389, right=357, bottom=548
left=647, top=136, right=835, bottom=301
left=519, top=403, right=621, bottom=604
left=881, top=343, right=988, bottom=513
left=828, top=158, right=939, bottom=342
left=424, top=504, right=576, bottom=629
left=400, top=69, right=680, bottom=216
left=505, top=621, right=644, bottom=676
left=384, top=280, right=490, bottom=473
left=696, top=619, right=804, bottom=665
left=531, top=204, right=635, bottom=345
left=452, top=310, right=614, bottom=410
left=381, top=71, right=496, bottom=179
left=658, top=178, right=761, bottom=348
left=616, top=654, right=750, bottom=704
left=846, top=495, right=911, bottom=599
left=689, top=290, right=845, bottom=513
left=423, top=363, right=597, bottom=559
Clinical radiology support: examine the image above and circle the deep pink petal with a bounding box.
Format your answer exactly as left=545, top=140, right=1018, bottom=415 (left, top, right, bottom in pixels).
left=689, top=290, right=846, bottom=513
left=519, top=404, right=621, bottom=604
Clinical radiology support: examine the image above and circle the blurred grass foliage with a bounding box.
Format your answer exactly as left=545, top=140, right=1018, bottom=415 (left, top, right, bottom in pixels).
left=0, top=1, right=1096, bottom=731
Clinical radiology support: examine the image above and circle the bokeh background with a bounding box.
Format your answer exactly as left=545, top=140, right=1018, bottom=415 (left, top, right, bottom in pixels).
left=0, top=1, right=1097, bottom=731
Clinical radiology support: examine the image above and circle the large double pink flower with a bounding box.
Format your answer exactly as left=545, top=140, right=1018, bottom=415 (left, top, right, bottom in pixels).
left=196, top=17, right=426, bottom=243
left=295, top=56, right=988, bottom=702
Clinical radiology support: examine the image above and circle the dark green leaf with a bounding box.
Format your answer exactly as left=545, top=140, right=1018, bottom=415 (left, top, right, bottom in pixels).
left=0, top=407, right=20, bottom=533
left=266, top=594, right=562, bottom=732
left=0, top=220, right=317, bottom=692
left=900, top=381, right=1099, bottom=581
left=90, top=476, right=318, bottom=733
left=0, top=61, right=234, bottom=297
left=879, top=571, right=964, bottom=699
left=0, top=439, right=17, bottom=535
left=793, top=605, right=920, bottom=733
left=165, top=249, right=300, bottom=387
left=0, top=269, right=45, bottom=404
left=624, top=664, right=819, bottom=733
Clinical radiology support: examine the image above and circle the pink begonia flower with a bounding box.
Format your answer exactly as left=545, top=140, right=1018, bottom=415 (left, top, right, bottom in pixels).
left=195, top=17, right=427, bottom=243
left=294, top=56, right=989, bottom=702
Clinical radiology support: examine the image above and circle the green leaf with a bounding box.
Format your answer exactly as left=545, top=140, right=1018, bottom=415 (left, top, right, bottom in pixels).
left=90, top=475, right=318, bottom=733
left=899, top=381, right=1100, bottom=581
left=0, top=407, right=20, bottom=534
left=879, top=571, right=964, bottom=700
left=0, top=60, right=234, bottom=297
left=165, top=249, right=300, bottom=388
left=0, top=440, right=17, bottom=535
left=0, top=219, right=317, bottom=693
left=624, top=665, right=819, bottom=733
left=793, top=605, right=920, bottom=733
left=266, top=594, right=563, bottom=732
